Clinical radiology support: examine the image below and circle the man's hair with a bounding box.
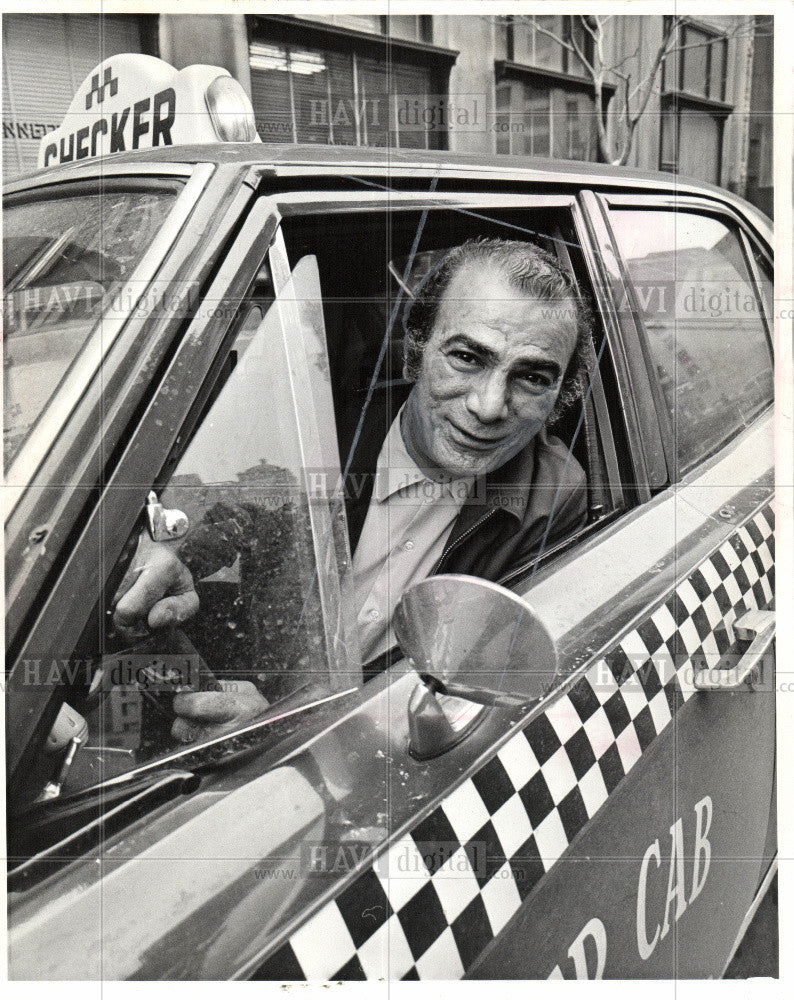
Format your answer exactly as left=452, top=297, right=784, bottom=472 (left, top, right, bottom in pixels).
left=402, top=237, right=592, bottom=421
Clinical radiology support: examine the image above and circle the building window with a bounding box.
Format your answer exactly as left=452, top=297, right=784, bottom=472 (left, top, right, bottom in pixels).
left=495, top=79, right=596, bottom=160
left=659, top=18, right=731, bottom=184
left=248, top=16, right=453, bottom=150
left=385, top=15, right=432, bottom=43
left=662, top=18, right=728, bottom=100
left=294, top=14, right=383, bottom=35
left=659, top=105, right=724, bottom=183
left=292, top=14, right=432, bottom=43
left=499, top=15, right=594, bottom=75
left=250, top=40, right=443, bottom=149
left=494, top=16, right=600, bottom=161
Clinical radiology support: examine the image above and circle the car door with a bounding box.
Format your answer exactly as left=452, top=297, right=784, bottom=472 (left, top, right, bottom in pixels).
left=246, top=183, right=773, bottom=981
left=466, top=192, right=775, bottom=978
left=7, top=190, right=366, bottom=978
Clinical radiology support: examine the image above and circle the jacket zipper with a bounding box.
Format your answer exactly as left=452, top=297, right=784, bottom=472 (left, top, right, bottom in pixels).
left=432, top=507, right=499, bottom=575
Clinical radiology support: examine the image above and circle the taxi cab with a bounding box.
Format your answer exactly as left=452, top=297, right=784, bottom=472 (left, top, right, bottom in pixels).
left=4, top=55, right=775, bottom=980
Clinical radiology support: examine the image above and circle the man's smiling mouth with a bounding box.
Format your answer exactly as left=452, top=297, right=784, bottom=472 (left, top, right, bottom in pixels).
left=446, top=419, right=506, bottom=449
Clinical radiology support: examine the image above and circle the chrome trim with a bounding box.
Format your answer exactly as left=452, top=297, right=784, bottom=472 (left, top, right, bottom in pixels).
left=738, top=226, right=775, bottom=343
left=4, top=164, right=215, bottom=520
left=578, top=190, right=665, bottom=495
left=694, top=609, right=774, bottom=689
left=3, top=161, right=196, bottom=195
left=601, top=191, right=773, bottom=251
left=721, top=857, right=777, bottom=977
left=559, top=205, right=625, bottom=509
left=68, top=688, right=358, bottom=794
left=276, top=191, right=579, bottom=214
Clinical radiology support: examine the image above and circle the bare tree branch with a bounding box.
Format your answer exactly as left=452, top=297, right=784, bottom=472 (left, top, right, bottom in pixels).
left=526, top=19, right=575, bottom=56
left=567, top=26, right=594, bottom=77
left=609, top=45, right=641, bottom=74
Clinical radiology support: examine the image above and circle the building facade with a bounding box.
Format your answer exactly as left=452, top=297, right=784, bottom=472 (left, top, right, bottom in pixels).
left=2, top=12, right=773, bottom=213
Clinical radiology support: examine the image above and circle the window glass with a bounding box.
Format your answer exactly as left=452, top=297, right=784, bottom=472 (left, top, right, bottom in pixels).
left=678, top=111, right=721, bottom=184
left=250, top=41, right=437, bottom=149
left=387, top=15, right=425, bottom=42
left=659, top=110, right=677, bottom=172
left=496, top=81, right=594, bottom=160
left=495, top=83, right=513, bottom=154
left=524, top=89, right=551, bottom=156
left=709, top=39, right=726, bottom=100
left=495, top=16, right=512, bottom=61
left=658, top=107, right=722, bottom=183
left=566, top=16, right=590, bottom=75
left=3, top=186, right=181, bottom=472
left=682, top=27, right=709, bottom=97
left=59, top=255, right=356, bottom=790
left=295, top=14, right=382, bottom=34
left=533, top=16, right=564, bottom=71
left=556, top=92, right=594, bottom=159
left=609, top=210, right=773, bottom=472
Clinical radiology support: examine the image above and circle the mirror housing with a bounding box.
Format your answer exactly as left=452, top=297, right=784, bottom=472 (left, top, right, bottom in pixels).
left=146, top=490, right=189, bottom=542
left=394, top=574, right=558, bottom=702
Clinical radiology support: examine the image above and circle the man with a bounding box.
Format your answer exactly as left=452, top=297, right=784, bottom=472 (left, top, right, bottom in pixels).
left=115, top=237, right=589, bottom=739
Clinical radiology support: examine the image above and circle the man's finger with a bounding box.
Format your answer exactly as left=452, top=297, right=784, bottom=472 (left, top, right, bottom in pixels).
left=173, top=691, right=237, bottom=724
left=171, top=717, right=201, bottom=744
left=113, top=565, right=168, bottom=626
left=147, top=591, right=200, bottom=629
left=113, top=550, right=196, bottom=627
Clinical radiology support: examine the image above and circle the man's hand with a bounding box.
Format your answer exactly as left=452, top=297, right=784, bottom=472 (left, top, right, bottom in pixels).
left=113, top=533, right=199, bottom=631
left=171, top=680, right=270, bottom=743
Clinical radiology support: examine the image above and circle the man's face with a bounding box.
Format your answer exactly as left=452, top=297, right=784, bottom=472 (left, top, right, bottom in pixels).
left=402, top=261, right=578, bottom=479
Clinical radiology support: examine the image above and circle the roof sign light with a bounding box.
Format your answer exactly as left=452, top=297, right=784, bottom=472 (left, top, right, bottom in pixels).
left=205, top=75, right=258, bottom=143
left=38, top=53, right=260, bottom=169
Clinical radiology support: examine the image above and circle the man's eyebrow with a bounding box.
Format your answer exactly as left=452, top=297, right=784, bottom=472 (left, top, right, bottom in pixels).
left=443, top=333, right=499, bottom=362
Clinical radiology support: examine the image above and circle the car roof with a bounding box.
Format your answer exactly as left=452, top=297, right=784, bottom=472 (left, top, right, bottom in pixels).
left=5, top=142, right=771, bottom=234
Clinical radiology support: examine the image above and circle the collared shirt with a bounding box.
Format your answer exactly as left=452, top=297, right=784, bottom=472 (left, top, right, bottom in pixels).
left=352, top=410, right=474, bottom=664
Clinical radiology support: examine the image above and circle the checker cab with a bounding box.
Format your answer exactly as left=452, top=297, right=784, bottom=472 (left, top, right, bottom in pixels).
left=4, top=56, right=775, bottom=980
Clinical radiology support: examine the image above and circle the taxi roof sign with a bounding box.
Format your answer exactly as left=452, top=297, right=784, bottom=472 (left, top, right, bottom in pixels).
left=38, top=54, right=260, bottom=169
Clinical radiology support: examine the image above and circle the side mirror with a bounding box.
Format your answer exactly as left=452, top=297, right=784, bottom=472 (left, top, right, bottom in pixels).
left=146, top=490, right=189, bottom=543
left=393, top=574, right=558, bottom=760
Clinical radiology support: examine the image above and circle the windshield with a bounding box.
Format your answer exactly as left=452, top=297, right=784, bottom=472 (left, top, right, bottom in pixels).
left=3, top=185, right=183, bottom=472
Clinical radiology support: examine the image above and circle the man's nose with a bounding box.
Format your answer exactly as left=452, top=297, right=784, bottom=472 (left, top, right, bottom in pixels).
left=466, top=372, right=509, bottom=423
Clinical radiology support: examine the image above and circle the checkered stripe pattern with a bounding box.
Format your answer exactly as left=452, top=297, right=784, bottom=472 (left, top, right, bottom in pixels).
left=252, top=506, right=773, bottom=981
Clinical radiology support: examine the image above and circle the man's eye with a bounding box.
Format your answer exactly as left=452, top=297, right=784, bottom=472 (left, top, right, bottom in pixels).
left=449, top=350, right=481, bottom=368
left=516, top=371, right=554, bottom=389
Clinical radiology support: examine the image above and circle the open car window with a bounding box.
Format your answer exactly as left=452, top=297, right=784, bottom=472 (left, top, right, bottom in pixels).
left=280, top=202, right=629, bottom=597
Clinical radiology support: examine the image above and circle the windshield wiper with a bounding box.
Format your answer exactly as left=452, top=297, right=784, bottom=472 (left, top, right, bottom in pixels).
left=8, top=769, right=200, bottom=892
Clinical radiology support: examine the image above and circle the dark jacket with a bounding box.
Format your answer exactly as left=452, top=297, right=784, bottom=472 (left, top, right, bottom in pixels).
left=432, top=428, right=587, bottom=582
